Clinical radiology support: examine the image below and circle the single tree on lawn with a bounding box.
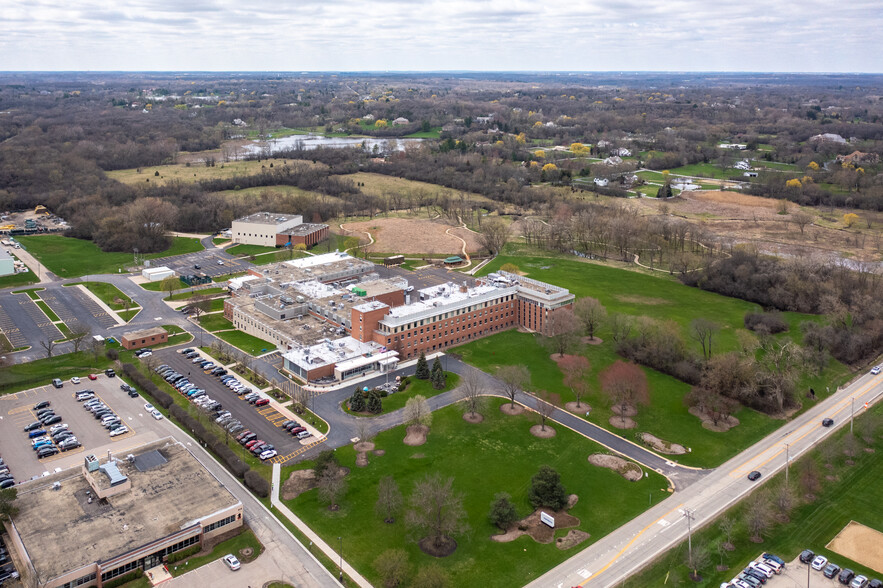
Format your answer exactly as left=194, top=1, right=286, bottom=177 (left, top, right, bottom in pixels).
left=488, top=492, right=518, bottom=530
left=374, top=549, right=410, bottom=588
left=406, top=473, right=468, bottom=553
left=543, top=307, right=581, bottom=357
left=404, top=395, right=432, bottom=428
left=528, top=465, right=568, bottom=511
left=534, top=392, right=557, bottom=431
left=349, top=388, right=366, bottom=412
left=573, top=296, right=607, bottom=341
left=317, top=468, right=347, bottom=511
left=497, top=364, right=529, bottom=409
left=415, top=352, right=430, bottom=379
left=458, top=370, right=486, bottom=418
left=160, top=275, right=179, bottom=300
left=375, top=475, right=403, bottom=524
left=411, top=564, right=451, bottom=588
left=190, top=294, right=213, bottom=323
left=430, top=358, right=445, bottom=390
left=560, top=354, right=590, bottom=408
left=600, top=360, right=649, bottom=425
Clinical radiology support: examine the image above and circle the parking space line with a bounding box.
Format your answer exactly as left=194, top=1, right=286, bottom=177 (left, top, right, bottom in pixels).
left=269, top=438, right=325, bottom=465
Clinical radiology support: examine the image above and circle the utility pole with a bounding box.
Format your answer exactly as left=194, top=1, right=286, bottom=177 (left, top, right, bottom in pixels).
left=683, top=508, right=695, bottom=570
left=785, top=443, right=790, bottom=486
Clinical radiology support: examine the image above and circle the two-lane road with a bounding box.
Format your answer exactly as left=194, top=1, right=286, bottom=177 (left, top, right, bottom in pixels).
left=528, top=371, right=883, bottom=588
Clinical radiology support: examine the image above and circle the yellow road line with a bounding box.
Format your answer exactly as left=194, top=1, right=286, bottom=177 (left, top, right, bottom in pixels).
left=579, top=503, right=686, bottom=585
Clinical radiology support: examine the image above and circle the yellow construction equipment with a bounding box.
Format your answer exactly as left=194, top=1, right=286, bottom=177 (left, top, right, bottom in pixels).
left=34, top=205, right=49, bottom=216
left=0, top=224, right=14, bottom=231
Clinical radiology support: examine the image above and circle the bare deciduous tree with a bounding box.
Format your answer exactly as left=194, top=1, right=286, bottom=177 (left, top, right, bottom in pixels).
left=690, top=318, right=719, bottom=361
left=560, top=354, right=590, bottom=408
left=600, top=361, right=649, bottom=425
left=39, top=338, right=57, bottom=358
left=406, top=473, right=468, bottom=552
left=543, top=307, right=581, bottom=357
left=70, top=328, right=91, bottom=353
left=317, top=469, right=347, bottom=511
left=745, top=493, right=770, bottom=542
left=376, top=475, right=403, bottom=524
left=534, top=392, right=557, bottom=431
left=496, top=364, right=529, bottom=409
left=458, top=370, right=485, bottom=418
left=478, top=218, right=511, bottom=255
left=791, top=211, right=814, bottom=236
left=374, top=549, right=410, bottom=588
left=718, top=516, right=736, bottom=551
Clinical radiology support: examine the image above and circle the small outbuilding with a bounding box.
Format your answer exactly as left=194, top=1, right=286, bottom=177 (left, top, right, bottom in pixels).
left=443, top=256, right=464, bottom=267
left=121, top=326, right=168, bottom=350
left=141, top=266, right=175, bottom=282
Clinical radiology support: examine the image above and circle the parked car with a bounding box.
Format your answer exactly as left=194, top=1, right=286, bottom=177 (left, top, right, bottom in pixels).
left=799, top=550, right=815, bottom=564
left=852, top=577, right=869, bottom=588
left=824, top=564, right=842, bottom=579
left=88, top=374, right=98, bottom=380
left=840, top=569, right=856, bottom=585
left=151, top=410, right=163, bottom=420
left=34, top=401, right=51, bottom=410
left=259, top=449, right=277, bottom=460
left=867, top=579, right=882, bottom=588
left=109, top=427, right=129, bottom=437
left=255, top=398, right=270, bottom=407
left=24, top=421, right=42, bottom=432
left=811, top=555, right=828, bottom=571
left=51, top=378, right=63, bottom=388
left=222, top=554, right=240, bottom=571
left=104, top=369, right=116, bottom=378
left=71, top=377, right=80, bottom=384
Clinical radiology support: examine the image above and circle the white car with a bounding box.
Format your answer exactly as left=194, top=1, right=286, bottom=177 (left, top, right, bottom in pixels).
left=871, top=365, right=882, bottom=375
left=109, top=426, right=129, bottom=437
left=259, top=449, right=277, bottom=460
left=138, top=351, right=152, bottom=358
left=810, top=555, right=827, bottom=571
left=222, top=553, right=240, bottom=571
left=144, top=403, right=154, bottom=412
left=151, top=409, right=163, bottom=420
left=71, top=377, right=81, bottom=384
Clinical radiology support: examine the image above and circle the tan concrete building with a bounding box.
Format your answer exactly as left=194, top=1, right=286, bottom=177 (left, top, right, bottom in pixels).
left=231, top=212, right=303, bottom=247
left=5, top=439, right=243, bottom=588
left=120, top=327, right=168, bottom=350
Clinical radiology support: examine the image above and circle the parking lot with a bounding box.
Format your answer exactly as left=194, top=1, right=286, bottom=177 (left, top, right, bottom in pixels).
left=153, top=348, right=308, bottom=462
left=150, top=249, right=248, bottom=279
left=735, top=555, right=871, bottom=588
left=0, top=375, right=171, bottom=481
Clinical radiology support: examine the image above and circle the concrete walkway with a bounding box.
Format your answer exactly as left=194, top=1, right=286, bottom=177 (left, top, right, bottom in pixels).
left=271, top=464, right=372, bottom=588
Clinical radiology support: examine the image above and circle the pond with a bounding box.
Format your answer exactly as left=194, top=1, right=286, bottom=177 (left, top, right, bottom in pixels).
left=241, top=134, right=424, bottom=156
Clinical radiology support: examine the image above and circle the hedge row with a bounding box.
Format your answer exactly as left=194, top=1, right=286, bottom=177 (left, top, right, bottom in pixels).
left=244, top=469, right=270, bottom=498
left=104, top=570, right=143, bottom=588
left=165, top=544, right=200, bottom=563
left=121, top=364, right=251, bottom=481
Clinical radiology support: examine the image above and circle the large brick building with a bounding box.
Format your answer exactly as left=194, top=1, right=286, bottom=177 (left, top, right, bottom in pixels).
left=231, top=211, right=328, bottom=248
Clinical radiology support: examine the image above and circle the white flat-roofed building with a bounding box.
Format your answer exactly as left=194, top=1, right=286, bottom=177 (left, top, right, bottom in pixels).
left=141, top=266, right=175, bottom=282
left=232, top=212, right=304, bottom=247
left=0, top=247, right=14, bottom=277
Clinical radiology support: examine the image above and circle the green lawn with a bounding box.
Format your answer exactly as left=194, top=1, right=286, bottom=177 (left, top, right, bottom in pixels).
left=16, top=235, right=203, bottom=278
left=213, top=330, right=276, bottom=355
left=404, top=127, right=442, bottom=138
left=12, top=287, right=44, bottom=299
left=226, top=243, right=279, bottom=256
left=212, top=238, right=231, bottom=246
left=459, top=256, right=851, bottom=468
left=118, top=309, right=141, bottom=322
left=68, top=281, right=134, bottom=310
left=344, top=373, right=460, bottom=416
left=212, top=272, right=246, bottom=283
left=623, top=402, right=883, bottom=587
left=667, top=162, right=733, bottom=180
left=0, top=351, right=112, bottom=393
left=166, top=287, right=227, bottom=300
left=198, top=313, right=234, bottom=332
left=168, top=528, right=263, bottom=577
left=289, top=398, right=668, bottom=588
left=0, top=270, right=39, bottom=289
left=206, top=298, right=228, bottom=312
left=34, top=299, right=60, bottom=322
left=140, top=278, right=185, bottom=292
left=755, top=160, right=800, bottom=171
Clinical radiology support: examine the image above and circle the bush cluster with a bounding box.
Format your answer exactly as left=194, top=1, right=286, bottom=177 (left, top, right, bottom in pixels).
left=744, top=312, right=789, bottom=334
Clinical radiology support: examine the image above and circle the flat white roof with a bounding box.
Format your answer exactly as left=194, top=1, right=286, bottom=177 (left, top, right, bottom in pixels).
left=386, top=283, right=505, bottom=320
left=285, top=251, right=353, bottom=270
left=283, top=336, right=380, bottom=369
left=143, top=266, right=172, bottom=274
left=228, top=275, right=259, bottom=290
left=335, top=350, right=399, bottom=372
left=353, top=300, right=389, bottom=313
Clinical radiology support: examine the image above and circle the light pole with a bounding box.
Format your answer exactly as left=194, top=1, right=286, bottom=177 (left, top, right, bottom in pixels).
left=338, top=536, right=343, bottom=581
left=683, top=508, right=695, bottom=571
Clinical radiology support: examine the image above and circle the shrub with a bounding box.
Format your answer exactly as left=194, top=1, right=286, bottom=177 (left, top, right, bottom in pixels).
left=528, top=465, right=568, bottom=511
left=744, top=312, right=788, bottom=334
left=106, top=347, right=119, bottom=360
left=103, top=569, right=143, bottom=588
left=314, top=450, right=338, bottom=479
left=350, top=388, right=366, bottom=412
left=244, top=470, right=270, bottom=497
left=165, top=544, right=200, bottom=563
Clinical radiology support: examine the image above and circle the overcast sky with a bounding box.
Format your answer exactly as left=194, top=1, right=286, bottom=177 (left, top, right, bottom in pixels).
left=3, top=0, right=882, bottom=72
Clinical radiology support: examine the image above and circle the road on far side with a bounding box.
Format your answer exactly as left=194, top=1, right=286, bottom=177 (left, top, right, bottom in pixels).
left=527, top=371, right=883, bottom=588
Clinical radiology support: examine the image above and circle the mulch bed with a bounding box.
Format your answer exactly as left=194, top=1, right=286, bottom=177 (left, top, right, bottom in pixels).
left=418, top=536, right=458, bottom=557
left=530, top=424, right=556, bottom=438
left=500, top=403, right=524, bottom=415
left=463, top=412, right=484, bottom=423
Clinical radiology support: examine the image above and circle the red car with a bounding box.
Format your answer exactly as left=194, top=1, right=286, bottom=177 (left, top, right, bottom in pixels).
left=254, top=398, right=270, bottom=407
left=88, top=374, right=98, bottom=381
left=245, top=439, right=263, bottom=450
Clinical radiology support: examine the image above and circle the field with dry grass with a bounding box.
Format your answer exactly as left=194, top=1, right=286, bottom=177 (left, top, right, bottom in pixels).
left=106, top=157, right=326, bottom=187
left=337, top=172, right=493, bottom=204
left=339, top=217, right=482, bottom=255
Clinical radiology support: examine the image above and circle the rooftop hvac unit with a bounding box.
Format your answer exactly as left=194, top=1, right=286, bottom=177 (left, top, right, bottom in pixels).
left=53, top=481, right=61, bottom=491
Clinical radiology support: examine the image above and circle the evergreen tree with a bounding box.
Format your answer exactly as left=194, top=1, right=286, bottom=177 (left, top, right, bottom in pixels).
left=366, top=391, right=383, bottom=414
left=488, top=492, right=518, bottom=530
left=528, top=465, right=568, bottom=511
left=350, top=388, right=366, bottom=412
left=430, top=358, right=445, bottom=390
left=415, top=352, right=430, bottom=379
left=656, top=182, right=673, bottom=198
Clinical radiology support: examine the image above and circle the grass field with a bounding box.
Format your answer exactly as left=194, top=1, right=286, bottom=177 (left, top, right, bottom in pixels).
left=206, top=298, right=228, bottom=312
left=289, top=398, right=667, bottom=588
left=17, top=235, right=203, bottom=278
left=197, top=313, right=234, bottom=332
left=226, top=243, right=279, bottom=256
left=69, top=281, right=134, bottom=310
left=213, top=330, right=276, bottom=355
left=166, top=287, right=227, bottom=301
left=457, top=255, right=851, bottom=468
left=106, top=158, right=321, bottom=187
left=337, top=172, right=493, bottom=205
left=0, top=351, right=112, bottom=393
left=118, top=309, right=140, bottom=322
left=215, top=184, right=340, bottom=204
left=623, top=403, right=883, bottom=587
left=403, top=127, right=442, bottom=138
left=0, top=270, right=39, bottom=289
left=667, top=162, right=735, bottom=180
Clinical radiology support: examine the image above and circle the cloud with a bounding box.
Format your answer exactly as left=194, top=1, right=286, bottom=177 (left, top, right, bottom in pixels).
left=0, top=0, right=880, bottom=71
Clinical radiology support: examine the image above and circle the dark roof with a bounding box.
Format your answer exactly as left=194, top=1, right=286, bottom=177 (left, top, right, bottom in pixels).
left=132, top=449, right=168, bottom=472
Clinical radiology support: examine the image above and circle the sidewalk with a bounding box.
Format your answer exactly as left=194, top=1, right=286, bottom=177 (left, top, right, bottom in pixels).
left=271, top=464, right=371, bottom=588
